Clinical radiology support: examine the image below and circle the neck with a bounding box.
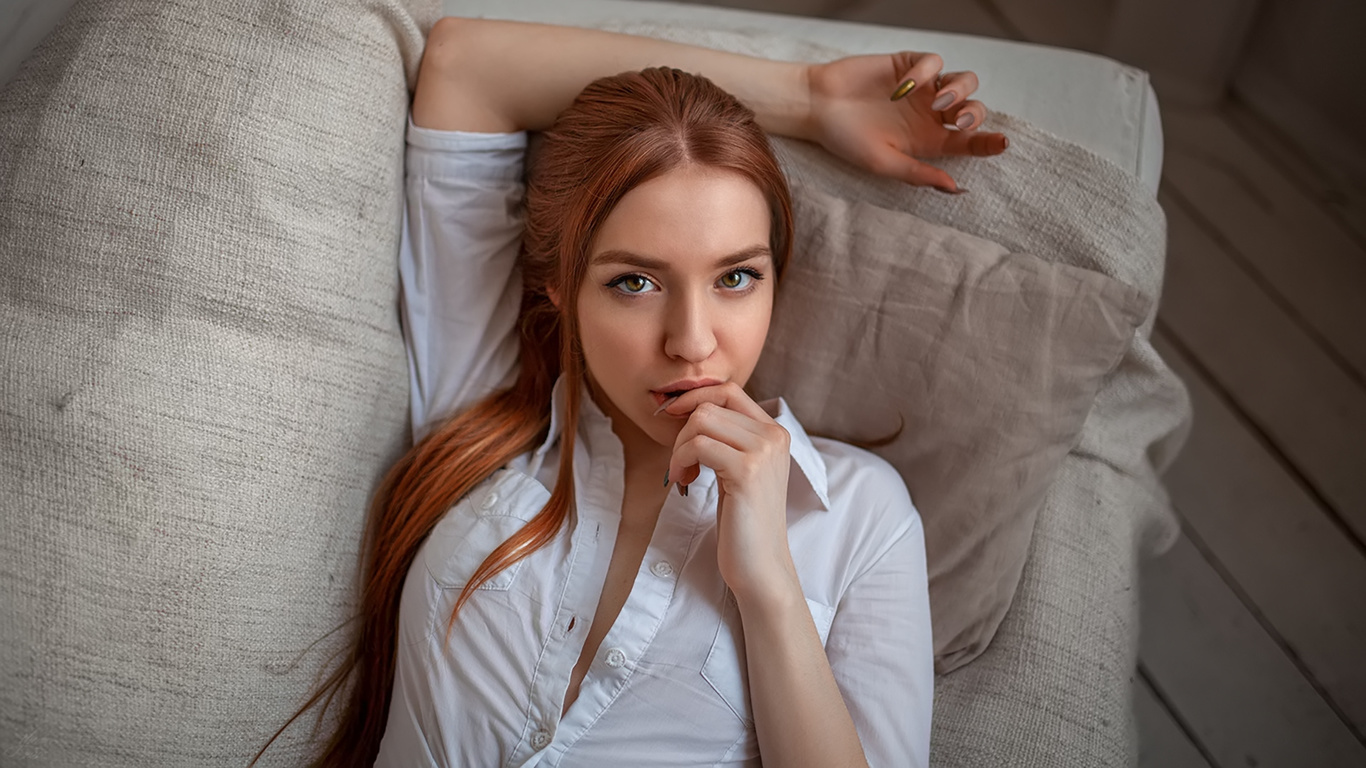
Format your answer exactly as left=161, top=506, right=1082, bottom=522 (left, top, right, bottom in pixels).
left=608, top=405, right=670, bottom=481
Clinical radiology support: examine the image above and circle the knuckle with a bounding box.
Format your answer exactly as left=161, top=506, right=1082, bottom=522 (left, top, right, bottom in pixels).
left=773, top=423, right=791, bottom=447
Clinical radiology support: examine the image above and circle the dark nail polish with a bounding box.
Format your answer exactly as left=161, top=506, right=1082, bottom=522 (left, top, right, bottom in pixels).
left=679, top=484, right=689, bottom=497
left=664, top=470, right=670, bottom=487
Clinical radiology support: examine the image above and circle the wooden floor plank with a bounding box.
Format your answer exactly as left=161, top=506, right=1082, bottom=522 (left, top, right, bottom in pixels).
left=1135, top=672, right=1214, bottom=768
left=984, top=0, right=1108, bottom=51
left=641, top=0, right=834, bottom=17
left=1219, top=98, right=1366, bottom=251
left=1157, top=187, right=1366, bottom=544
left=1139, top=531, right=1366, bottom=767
left=836, top=0, right=1013, bottom=38
left=1161, top=106, right=1366, bottom=382
left=1154, top=329, right=1366, bottom=737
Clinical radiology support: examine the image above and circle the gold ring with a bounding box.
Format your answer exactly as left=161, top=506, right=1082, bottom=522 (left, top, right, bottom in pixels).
left=890, top=78, right=916, bottom=101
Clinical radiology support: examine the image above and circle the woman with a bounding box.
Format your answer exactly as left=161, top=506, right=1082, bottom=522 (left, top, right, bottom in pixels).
left=259, top=17, right=1007, bottom=768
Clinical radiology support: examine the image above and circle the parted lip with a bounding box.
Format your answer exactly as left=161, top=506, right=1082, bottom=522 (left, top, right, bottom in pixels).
left=651, top=378, right=724, bottom=396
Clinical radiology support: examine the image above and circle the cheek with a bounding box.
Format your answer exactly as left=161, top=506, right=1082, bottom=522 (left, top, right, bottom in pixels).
left=723, top=294, right=773, bottom=374
left=577, top=297, right=655, bottom=374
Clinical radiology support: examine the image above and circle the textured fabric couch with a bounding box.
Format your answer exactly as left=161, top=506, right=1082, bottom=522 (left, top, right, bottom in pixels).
left=0, top=0, right=1190, bottom=765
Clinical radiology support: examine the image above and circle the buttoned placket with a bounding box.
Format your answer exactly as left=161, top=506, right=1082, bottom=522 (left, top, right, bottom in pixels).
left=511, top=430, right=614, bottom=768
left=515, top=402, right=716, bottom=767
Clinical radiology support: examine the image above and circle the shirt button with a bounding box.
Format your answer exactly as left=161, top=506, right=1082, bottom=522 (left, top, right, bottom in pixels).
left=604, top=648, right=626, bottom=668
left=650, top=561, right=674, bottom=578
left=531, top=729, right=551, bottom=749
left=480, top=492, right=499, bottom=511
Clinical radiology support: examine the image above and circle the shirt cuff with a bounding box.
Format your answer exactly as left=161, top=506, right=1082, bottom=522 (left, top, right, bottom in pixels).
left=406, top=111, right=528, bottom=152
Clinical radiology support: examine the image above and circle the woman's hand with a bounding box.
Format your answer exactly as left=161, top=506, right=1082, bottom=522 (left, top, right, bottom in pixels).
left=660, top=383, right=801, bottom=604
left=805, top=51, right=1010, bottom=193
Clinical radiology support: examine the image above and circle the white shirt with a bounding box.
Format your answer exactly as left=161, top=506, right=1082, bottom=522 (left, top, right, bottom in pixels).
left=376, top=116, right=934, bottom=768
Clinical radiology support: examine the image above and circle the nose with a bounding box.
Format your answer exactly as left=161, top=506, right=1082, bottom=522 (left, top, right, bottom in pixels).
left=662, top=288, right=717, bottom=363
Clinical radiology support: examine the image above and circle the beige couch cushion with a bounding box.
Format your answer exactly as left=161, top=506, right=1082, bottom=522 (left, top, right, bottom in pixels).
left=751, top=185, right=1149, bottom=673
left=0, top=0, right=437, bottom=764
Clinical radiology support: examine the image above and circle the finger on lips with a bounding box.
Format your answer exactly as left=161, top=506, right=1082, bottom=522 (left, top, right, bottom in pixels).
left=654, top=381, right=770, bottom=423
left=657, top=382, right=781, bottom=492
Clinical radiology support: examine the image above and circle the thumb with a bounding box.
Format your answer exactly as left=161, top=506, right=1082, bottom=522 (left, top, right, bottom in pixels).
left=869, top=145, right=961, bottom=193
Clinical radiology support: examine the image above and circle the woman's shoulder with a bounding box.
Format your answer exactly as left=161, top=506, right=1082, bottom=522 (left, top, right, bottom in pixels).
left=788, top=434, right=925, bottom=601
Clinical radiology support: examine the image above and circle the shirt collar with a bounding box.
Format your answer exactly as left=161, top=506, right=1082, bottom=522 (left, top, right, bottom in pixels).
left=533, top=375, right=830, bottom=511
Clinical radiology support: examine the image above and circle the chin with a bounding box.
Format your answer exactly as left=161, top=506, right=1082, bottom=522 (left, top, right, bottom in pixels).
left=640, top=413, right=684, bottom=447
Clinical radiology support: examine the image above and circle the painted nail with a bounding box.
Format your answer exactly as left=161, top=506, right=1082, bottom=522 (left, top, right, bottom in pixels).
left=653, top=395, right=681, bottom=416
left=956, top=113, right=976, bottom=130
left=890, top=78, right=916, bottom=101
left=932, top=91, right=956, bottom=111
left=679, top=484, right=689, bottom=498
left=664, top=470, right=670, bottom=488
left=935, top=185, right=970, bottom=195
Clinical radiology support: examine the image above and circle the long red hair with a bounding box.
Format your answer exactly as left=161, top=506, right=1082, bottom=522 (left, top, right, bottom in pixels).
left=252, top=67, right=793, bottom=766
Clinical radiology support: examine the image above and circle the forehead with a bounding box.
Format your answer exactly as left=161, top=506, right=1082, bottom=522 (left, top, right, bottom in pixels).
left=589, top=166, right=771, bottom=269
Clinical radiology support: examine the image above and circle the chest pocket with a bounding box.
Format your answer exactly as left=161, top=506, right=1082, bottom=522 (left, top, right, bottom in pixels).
left=701, top=588, right=838, bottom=733
left=422, top=470, right=548, bottom=591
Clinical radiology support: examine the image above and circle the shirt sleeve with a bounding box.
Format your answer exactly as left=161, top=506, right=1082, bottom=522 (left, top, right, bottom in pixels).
left=399, top=114, right=529, bottom=443
left=825, top=491, right=935, bottom=768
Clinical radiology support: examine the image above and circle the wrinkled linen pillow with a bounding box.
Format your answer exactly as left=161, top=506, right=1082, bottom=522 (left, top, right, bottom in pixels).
left=748, top=184, right=1151, bottom=673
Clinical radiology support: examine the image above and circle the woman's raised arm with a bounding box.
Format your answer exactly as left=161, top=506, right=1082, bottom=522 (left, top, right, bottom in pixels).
left=413, top=18, right=1007, bottom=192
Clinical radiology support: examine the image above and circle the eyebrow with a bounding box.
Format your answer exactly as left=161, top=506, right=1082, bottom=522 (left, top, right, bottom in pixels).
left=590, top=244, right=772, bottom=271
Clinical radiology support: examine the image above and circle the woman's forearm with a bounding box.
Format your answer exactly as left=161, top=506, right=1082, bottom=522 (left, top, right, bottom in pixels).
left=412, top=17, right=811, bottom=138
left=736, top=582, right=870, bottom=768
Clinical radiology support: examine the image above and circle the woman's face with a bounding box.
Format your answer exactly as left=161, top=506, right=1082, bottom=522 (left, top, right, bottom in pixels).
left=576, top=165, right=775, bottom=452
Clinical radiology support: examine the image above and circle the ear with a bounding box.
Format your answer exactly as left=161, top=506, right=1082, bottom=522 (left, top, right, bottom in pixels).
left=547, top=286, right=562, bottom=309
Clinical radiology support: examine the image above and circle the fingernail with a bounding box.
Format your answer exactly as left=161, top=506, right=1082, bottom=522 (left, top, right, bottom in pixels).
left=1003, top=135, right=1010, bottom=149
left=935, top=185, right=969, bottom=195
left=664, top=470, right=670, bottom=487
left=653, top=395, right=680, bottom=416
left=956, top=113, right=976, bottom=130
left=890, top=78, right=916, bottom=101
left=932, top=91, right=956, bottom=111
left=679, top=484, right=689, bottom=498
